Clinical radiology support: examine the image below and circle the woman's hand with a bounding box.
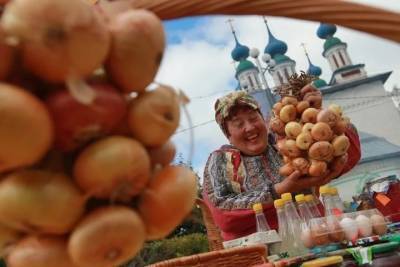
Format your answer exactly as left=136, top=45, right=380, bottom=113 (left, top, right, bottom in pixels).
left=274, top=157, right=347, bottom=195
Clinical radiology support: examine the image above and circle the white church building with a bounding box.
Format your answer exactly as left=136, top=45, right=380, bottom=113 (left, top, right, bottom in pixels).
left=228, top=20, right=400, bottom=201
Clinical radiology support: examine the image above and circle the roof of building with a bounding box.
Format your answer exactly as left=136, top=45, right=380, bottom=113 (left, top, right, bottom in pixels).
left=323, top=37, right=346, bottom=53
left=320, top=71, right=392, bottom=95
left=359, top=131, right=400, bottom=164
left=273, top=54, right=295, bottom=65
left=328, top=64, right=366, bottom=85
left=235, top=59, right=257, bottom=77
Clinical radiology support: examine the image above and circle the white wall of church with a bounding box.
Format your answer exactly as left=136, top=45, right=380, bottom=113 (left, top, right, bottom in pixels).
left=323, top=80, right=400, bottom=146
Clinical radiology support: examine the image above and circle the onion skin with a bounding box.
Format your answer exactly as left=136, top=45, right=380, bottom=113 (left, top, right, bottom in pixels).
left=73, top=136, right=151, bottom=199
left=128, top=85, right=180, bottom=147
left=0, top=170, right=86, bottom=235
left=0, top=83, right=54, bottom=174
left=68, top=206, right=146, bottom=267
left=138, top=166, right=198, bottom=240
left=7, top=236, right=78, bottom=267
left=147, top=140, right=176, bottom=168
left=106, top=9, right=165, bottom=93
left=46, top=83, right=127, bottom=152
left=1, top=0, right=110, bottom=82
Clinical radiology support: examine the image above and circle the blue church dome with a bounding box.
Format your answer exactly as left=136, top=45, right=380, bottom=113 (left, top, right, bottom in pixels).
left=307, top=62, right=322, bottom=77
left=264, top=27, right=287, bottom=57
left=231, top=41, right=250, bottom=61
left=317, top=23, right=337, bottom=39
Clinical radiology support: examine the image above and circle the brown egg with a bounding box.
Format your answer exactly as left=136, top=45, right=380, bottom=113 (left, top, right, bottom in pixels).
left=370, top=214, right=387, bottom=235
left=327, top=217, right=345, bottom=242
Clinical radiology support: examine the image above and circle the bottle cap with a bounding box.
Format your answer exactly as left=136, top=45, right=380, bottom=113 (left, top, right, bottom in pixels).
left=281, top=193, right=292, bottom=202
left=304, top=194, right=314, bottom=202
left=330, top=187, right=338, bottom=195
left=274, top=199, right=285, bottom=208
left=295, top=194, right=305, bottom=203
left=252, top=203, right=263, bottom=213
left=319, top=185, right=331, bottom=195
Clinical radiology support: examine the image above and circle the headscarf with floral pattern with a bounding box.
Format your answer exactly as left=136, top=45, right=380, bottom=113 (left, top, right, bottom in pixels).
left=214, top=91, right=261, bottom=136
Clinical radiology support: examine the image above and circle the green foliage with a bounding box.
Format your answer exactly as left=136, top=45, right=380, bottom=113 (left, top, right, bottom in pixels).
left=124, top=233, right=209, bottom=266
left=168, top=205, right=206, bottom=237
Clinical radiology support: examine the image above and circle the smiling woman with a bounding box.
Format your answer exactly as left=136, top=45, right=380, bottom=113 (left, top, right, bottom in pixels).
left=201, top=90, right=361, bottom=241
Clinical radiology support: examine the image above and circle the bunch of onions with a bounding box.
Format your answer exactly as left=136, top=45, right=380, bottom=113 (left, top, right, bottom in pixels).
left=0, top=1, right=198, bottom=266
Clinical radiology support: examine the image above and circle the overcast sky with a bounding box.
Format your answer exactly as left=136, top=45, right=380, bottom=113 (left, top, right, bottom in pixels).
left=155, top=1, right=400, bottom=177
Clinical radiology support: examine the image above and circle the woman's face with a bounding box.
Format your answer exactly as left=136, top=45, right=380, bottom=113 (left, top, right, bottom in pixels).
left=226, top=107, right=268, bottom=156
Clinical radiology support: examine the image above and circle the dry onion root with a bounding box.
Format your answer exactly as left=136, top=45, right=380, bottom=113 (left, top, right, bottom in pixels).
left=1, top=0, right=110, bottom=82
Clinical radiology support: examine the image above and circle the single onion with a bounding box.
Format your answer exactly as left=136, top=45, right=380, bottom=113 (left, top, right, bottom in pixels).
left=128, top=85, right=180, bottom=147
left=106, top=9, right=165, bottom=93
left=0, top=170, right=86, bottom=234
left=7, top=235, right=78, bottom=267
left=138, top=166, right=198, bottom=240
left=1, top=0, right=110, bottom=82
left=73, top=136, right=151, bottom=200
left=68, top=206, right=146, bottom=267
left=46, top=83, right=127, bottom=152
left=0, top=83, right=53, bottom=174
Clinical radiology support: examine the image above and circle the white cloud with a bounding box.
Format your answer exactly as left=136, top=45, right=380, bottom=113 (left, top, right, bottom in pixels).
left=156, top=3, right=400, bottom=176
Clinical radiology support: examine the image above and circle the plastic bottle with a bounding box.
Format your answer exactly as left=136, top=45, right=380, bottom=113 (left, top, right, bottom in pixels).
left=253, top=203, right=271, bottom=232
left=281, top=193, right=308, bottom=256
left=253, top=203, right=281, bottom=256
left=305, top=194, right=322, bottom=218
left=320, top=185, right=335, bottom=216
left=330, top=187, right=345, bottom=215
left=274, top=199, right=290, bottom=256
left=295, top=194, right=314, bottom=223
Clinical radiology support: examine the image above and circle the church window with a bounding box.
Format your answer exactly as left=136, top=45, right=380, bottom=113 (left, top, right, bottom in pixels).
left=248, top=76, right=254, bottom=89
left=332, top=54, right=339, bottom=68
left=338, top=51, right=346, bottom=66
left=284, top=68, right=290, bottom=81
left=277, top=71, right=284, bottom=84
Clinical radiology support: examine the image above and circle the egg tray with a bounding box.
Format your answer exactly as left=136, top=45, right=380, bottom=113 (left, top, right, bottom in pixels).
left=301, top=209, right=389, bottom=249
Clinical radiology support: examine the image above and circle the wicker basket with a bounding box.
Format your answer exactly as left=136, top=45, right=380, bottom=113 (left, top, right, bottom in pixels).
left=130, top=0, right=400, bottom=43
left=126, top=0, right=400, bottom=266
left=195, top=198, right=224, bottom=251
left=146, top=244, right=267, bottom=267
